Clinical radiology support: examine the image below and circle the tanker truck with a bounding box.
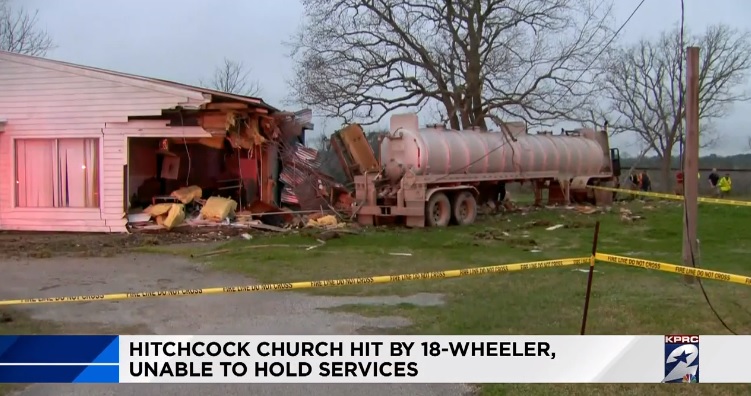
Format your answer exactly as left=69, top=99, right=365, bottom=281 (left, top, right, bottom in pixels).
left=336, top=113, right=621, bottom=227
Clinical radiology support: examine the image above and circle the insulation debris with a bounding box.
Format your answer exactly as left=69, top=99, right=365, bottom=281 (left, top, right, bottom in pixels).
left=200, top=197, right=238, bottom=221
left=136, top=190, right=243, bottom=231
left=171, top=185, right=202, bottom=204
left=143, top=203, right=173, bottom=217
left=142, top=203, right=186, bottom=230
left=306, top=215, right=339, bottom=228
left=164, top=204, right=186, bottom=230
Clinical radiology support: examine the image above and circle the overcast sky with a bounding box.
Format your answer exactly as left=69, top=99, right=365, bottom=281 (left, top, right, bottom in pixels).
left=12, top=0, right=751, bottom=156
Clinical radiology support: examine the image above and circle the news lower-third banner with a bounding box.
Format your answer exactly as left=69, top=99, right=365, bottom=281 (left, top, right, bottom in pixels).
left=0, top=335, right=742, bottom=383
left=0, top=335, right=118, bottom=383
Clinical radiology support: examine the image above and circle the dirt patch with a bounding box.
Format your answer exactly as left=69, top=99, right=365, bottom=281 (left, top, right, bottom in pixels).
left=472, top=229, right=508, bottom=241
left=471, top=217, right=597, bottom=249
left=472, top=228, right=538, bottom=249
left=517, top=218, right=598, bottom=230
left=0, top=227, right=253, bottom=259
left=0, top=311, right=12, bottom=324
left=519, top=219, right=553, bottom=229
left=324, top=293, right=446, bottom=308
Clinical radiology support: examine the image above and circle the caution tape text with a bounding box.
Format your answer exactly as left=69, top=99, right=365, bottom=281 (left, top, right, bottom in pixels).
left=595, top=253, right=751, bottom=286
left=0, top=257, right=592, bottom=306
left=588, top=185, right=751, bottom=207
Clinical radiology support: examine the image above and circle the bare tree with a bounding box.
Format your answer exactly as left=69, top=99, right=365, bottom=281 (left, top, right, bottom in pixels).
left=288, top=0, right=614, bottom=131
left=597, top=24, right=751, bottom=191
left=202, top=58, right=261, bottom=96
left=0, top=0, right=54, bottom=56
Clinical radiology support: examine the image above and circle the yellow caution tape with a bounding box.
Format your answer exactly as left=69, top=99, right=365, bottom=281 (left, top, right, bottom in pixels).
left=588, top=185, right=751, bottom=207
left=595, top=252, right=751, bottom=286
left=0, top=257, right=592, bottom=306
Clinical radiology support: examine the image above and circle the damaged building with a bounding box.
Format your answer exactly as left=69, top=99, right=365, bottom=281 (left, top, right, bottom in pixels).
left=0, top=50, right=350, bottom=233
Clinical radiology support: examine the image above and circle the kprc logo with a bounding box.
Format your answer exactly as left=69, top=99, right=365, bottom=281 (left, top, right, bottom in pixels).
left=663, top=335, right=699, bottom=383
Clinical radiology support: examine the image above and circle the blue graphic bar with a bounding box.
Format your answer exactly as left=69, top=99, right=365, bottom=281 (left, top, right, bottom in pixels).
left=0, top=365, right=118, bottom=383
left=0, top=335, right=119, bottom=364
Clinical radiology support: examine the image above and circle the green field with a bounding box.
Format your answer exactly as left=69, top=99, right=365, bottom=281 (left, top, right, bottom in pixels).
left=202, top=199, right=751, bottom=395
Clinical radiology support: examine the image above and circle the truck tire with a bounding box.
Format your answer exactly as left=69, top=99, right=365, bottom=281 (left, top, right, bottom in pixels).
left=426, top=192, right=451, bottom=227
left=452, top=191, right=477, bottom=226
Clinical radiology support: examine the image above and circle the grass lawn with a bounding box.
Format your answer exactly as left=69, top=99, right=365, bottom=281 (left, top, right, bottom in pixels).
left=184, top=197, right=751, bottom=395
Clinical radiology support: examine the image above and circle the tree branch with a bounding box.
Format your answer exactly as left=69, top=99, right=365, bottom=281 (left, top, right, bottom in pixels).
left=287, top=0, right=613, bottom=129
left=0, top=0, right=55, bottom=56
left=201, top=58, right=261, bottom=97
left=595, top=23, right=751, bottom=190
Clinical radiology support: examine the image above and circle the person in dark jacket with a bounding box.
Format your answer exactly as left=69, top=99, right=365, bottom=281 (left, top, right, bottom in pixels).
left=708, top=168, right=720, bottom=197
left=639, top=171, right=651, bottom=192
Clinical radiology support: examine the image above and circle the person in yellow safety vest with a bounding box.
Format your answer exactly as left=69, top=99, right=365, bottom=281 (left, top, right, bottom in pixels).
left=718, top=173, right=732, bottom=198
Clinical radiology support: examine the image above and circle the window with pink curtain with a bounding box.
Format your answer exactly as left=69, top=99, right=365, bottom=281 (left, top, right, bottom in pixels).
left=15, top=138, right=100, bottom=208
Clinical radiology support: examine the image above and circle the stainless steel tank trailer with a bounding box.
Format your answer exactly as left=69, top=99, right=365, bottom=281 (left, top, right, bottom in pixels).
left=350, top=113, right=621, bottom=227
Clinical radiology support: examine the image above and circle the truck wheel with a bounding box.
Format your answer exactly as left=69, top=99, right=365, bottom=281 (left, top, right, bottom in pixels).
left=452, top=191, right=477, bottom=226
left=426, top=192, right=451, bottom=227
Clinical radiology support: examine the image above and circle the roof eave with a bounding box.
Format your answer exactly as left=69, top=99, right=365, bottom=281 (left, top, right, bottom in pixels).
left=205, top=92, right=279, bottom=113
left=0, top=51, right=281, bottom=110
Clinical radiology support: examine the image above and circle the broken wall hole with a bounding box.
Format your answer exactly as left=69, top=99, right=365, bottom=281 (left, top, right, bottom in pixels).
left=124, top=124, right=355, bottom=233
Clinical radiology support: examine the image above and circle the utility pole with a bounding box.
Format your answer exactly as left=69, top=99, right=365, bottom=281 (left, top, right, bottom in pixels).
left=683, top=46, right=700, bottom=284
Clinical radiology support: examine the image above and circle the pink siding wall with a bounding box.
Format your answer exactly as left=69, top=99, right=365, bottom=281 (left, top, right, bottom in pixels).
left=102, top=133, right=127, bottom=229
left=0, top=56, right=209, bottom=232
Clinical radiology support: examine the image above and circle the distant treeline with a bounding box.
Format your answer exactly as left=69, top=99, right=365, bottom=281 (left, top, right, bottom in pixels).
left=621, top=153, right=751, bottom=171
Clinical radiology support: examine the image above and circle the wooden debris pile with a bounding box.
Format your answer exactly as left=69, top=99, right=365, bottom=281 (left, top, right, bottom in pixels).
left=279, top=141, right=353, bottom=212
